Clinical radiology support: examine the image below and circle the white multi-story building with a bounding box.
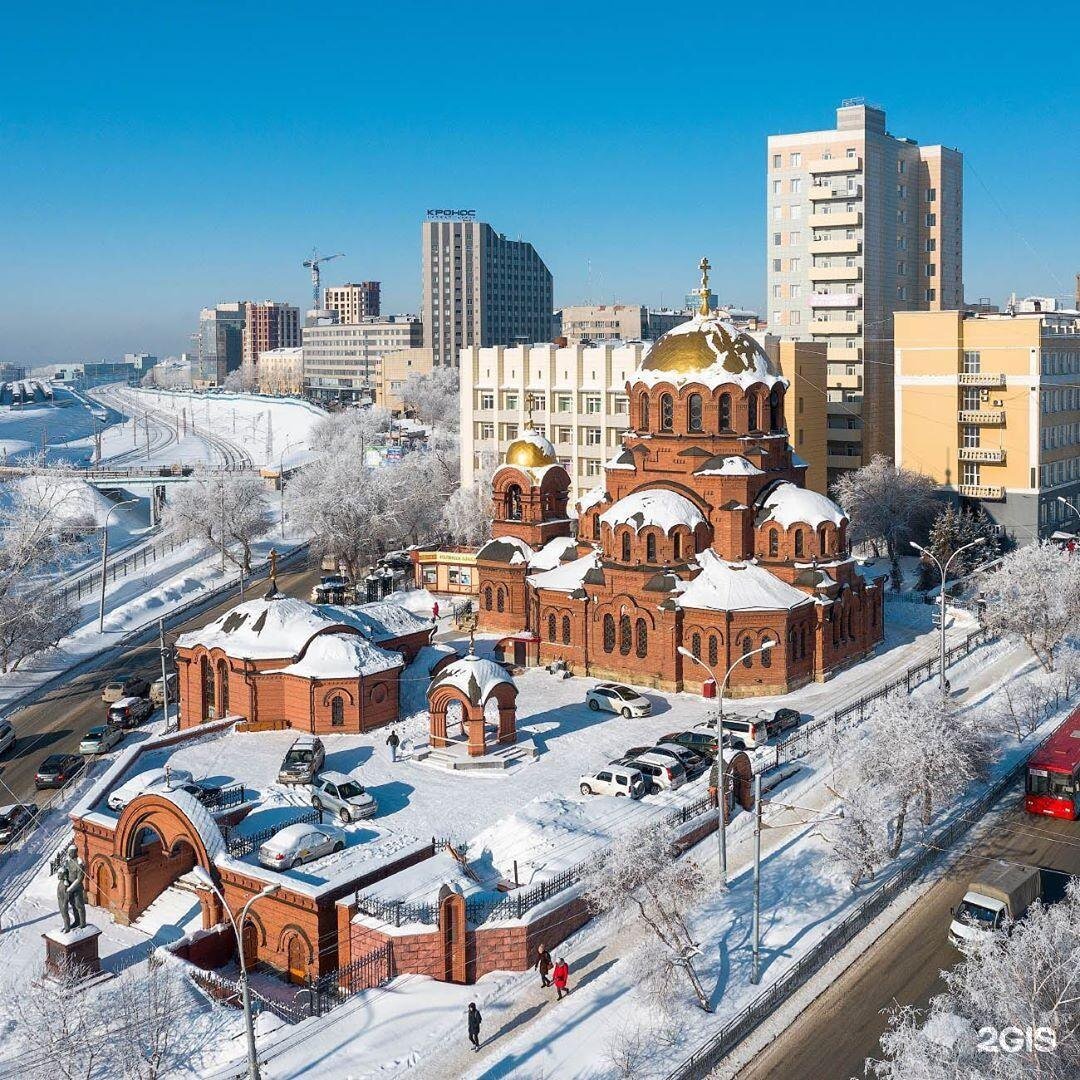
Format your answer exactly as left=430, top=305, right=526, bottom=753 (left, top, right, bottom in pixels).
left=460, top=341, right=644, bottom=499
left=554, top=305, right=689, bottom=345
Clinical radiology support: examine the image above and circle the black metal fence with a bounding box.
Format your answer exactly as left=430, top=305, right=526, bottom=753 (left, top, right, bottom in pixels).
left=58, top=533, right=189, bottom=606
left=223, top=808, right=320, bottom=859
left=202, top=782, right=245, bottom=813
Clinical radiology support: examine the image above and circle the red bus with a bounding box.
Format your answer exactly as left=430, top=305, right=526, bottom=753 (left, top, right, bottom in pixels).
left=1025, top=706, right=1080, bottom=820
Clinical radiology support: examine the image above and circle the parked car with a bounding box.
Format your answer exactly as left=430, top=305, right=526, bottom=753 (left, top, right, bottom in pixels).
left=0, top=719, right=15, bottom=757
left=35, top=753, right=86, bottom=790
left=615, top=752, right=685, bottom=791
left=0, top=803, right=36, bottom=845
left=762, top=708, right=801, bottom=737
left=169, top=779, right=225, bottom=808
left=101, top=673, right=150, bottom=703
left=661, top=730, right=721, bottom=760
left=107, top=696, right=154, bottom=729
left=717, top=715, right=769, bottom=750
left=579, top=765, right=647, bottom=798
left=651, top=742, right=710, bottom=777
left=79, top=724, right=125, bottom=756
left=310, top=771, right=378, bottom=823
left=107, top=767, right=194, bottom=812
left=149, top=673, right=177, bottom=706
left=585, top=683, right=652, bottom=718
left=278, top=735, right=325, bottom=785
left=258, top=822, right=346, bottom=871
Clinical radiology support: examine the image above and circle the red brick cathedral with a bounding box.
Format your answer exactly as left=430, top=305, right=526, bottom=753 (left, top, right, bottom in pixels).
left=475, top=266, right=884, bottom=696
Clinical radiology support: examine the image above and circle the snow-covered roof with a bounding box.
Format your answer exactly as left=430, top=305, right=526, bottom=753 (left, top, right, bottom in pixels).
left=676, top=549, right=812, bottom=612
left=634, top=314, right=787, bottom=392
left=268, top=633, right=401, bottom=679
left=529, top=550, right=601, bottom=593
left=600, top=489, right=706, bottom=534
left=430, top=653, right=515, bottom=705
left=333, top=600, right=430, bottom=644
left=695, top=454, right=764, bottom=477
left=756, top=482, right=846, bottom=530
left=576, top=485, right=609, bottom=514
left=604, top=449, right=637, bottom=471
left=155, top=787, right=226, bottom=861
left=528, top=536, right=578, bottom=571
left=476, top=535, right=533, bottom=565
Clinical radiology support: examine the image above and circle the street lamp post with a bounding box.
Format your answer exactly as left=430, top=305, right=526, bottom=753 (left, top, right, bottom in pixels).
left=277, top=439, right=299, bottom=538
left=1058, top=495, right=1080, bottom=527
left=99, top=498, right=139, bottom=633
left=910, top=537, right=986, bottom=691
left=188, top=867, right=279, bottom=1080
left=678, top=639, right=776, bottom=884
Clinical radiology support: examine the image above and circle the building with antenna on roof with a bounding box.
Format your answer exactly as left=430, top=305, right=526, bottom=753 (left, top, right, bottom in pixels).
left=474, top=259, right=884, bottom=694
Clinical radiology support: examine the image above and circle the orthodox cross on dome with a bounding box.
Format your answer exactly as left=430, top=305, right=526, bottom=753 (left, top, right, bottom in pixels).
left=698, top=256, right=712, bottom=317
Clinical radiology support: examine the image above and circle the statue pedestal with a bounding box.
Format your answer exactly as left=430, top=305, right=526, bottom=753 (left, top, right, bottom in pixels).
left=42, top=923, right=103, bottom=981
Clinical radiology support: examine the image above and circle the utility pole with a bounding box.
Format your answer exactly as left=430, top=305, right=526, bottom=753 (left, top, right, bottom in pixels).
left=220, top=480, right=227, bottom=573
left=158, top=618, right=171, bottom=729
left=751, top=771, right=762, bottom=984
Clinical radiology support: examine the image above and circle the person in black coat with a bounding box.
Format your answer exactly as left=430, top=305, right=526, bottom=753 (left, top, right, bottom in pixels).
left=467, top=1002, right=482, bottom=1050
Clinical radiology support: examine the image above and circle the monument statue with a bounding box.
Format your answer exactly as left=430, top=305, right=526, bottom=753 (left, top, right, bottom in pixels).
left=51, top=845, right=88, bottom=932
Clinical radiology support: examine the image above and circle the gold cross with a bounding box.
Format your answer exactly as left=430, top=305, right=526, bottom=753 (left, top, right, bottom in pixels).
left=698, top=256, right=712, bottom=316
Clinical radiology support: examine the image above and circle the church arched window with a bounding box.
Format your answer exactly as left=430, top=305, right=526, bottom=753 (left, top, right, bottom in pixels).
left=672, top=532, right=682, bottom=561
left=603, top=614, right=615, bottom=653
left=592, top=515, right=600, bottom=541
left=200, top=655, right=214, bottom=721
left=794, top=529, right=804, bottom=558
left=741, top=636, right=753, bottom=667
left=331, top=696, right=344, bottom=726
left=640, top=395, right=650, bottom=431
left=562, top=615, right=571, bottom=645
left=635, top=619, right=647, bottom=658
left=660, top=394, right=674, bottom=432
left=496, top=587, right=505, bottom=613
left=770, top=387, right=782, bottom=431
left=619, top=615, right=632, bottom=655
left=621, top=532, right=631, bottom=563
left=506, top=484, right=523, bottom=521
left=691, top=632, right=701, bottom=659
left=483, top=585, right=492, bottom=611
left=719, top=393, right=731, bottom=430
left=217, top=659, right=229, bottom=716
left=646, top=534, right=656, bottom=562
left=761, top=638, right=772, bottom=667
left=708, top=634, right=719, bottom=668
left=747, top=395, right=758, bottom=432
left=688, top=393, right=703, bottom=432
left=547, top=613, right=556, bottom=642
left=768, top=529, right=779, bottom=557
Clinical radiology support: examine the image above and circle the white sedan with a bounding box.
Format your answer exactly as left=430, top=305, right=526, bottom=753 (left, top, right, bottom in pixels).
left=258, top=823, right=346, bottom=871
left=585, top=683, right=652, bottom=718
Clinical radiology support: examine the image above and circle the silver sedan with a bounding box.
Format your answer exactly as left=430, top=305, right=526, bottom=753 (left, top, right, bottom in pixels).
left=257, top=822, right=346, bottom=871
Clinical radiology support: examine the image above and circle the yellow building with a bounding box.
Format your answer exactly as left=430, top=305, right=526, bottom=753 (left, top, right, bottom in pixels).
left=766, top=338, right=829, bottom=494
left=378, top=347, right=434, bottom=413
left=895, top=309, right=1080, bottom=543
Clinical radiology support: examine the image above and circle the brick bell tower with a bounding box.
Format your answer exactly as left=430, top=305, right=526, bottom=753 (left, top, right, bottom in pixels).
left=489, top=427, right=572, bottom=550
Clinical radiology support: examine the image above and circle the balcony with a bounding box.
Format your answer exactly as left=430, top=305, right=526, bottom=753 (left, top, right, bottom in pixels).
left=957, top=484, right=1005, bottom=501
left=812, top=319, right=862, bottom=335
left=809, top=211, right=862, bottom=228
left=958, top=447, right=1005, bottom=463
left=830, top=374, right=863, bottom=390
left=810, top=238, right=862, bottom=255
left=810, top=292, right=861, bottom=308
left=957, top=409, right=1005, bottom=425
left=809, top=266, right=862, bottom=284
left=810, top=157, right=862, bottom=174
left=827, top=346, right=862, bottom=361
left=809, top=184, right=862, bottom=201
left=827, top=399, right=862, bottom=414
left=827, top=454, right=863, bottom=469
left=827, top=425, right=862, bottom=440
left=957, top=372, right=1007, bottom=388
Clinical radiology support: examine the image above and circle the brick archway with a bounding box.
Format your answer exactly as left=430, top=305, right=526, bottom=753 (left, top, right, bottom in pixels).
left=428, top=680, right=517, bottom=758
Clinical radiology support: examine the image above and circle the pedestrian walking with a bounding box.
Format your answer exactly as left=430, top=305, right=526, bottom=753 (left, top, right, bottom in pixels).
left=467, top=1002, right=482, bottom=1051
left=552, top=957, right=570, bottom=1000
left=386, top=728, right=400, bottom=763
left=432, top=600, right=440, bottom=621
left=534, top=943, right=553, bottom=988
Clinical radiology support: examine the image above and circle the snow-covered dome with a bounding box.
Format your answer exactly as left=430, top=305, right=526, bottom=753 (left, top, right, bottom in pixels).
left=676, top=549, right=813, bottom=612
left=756, top=482, right=846, bottom=530
left=600, top=489, right=706, bottom=535
left=268, top=633, right=401, bottom=679
left=504, top=428, right=557, bottom=468
left=430, top=653, right=515, bottom=705
left=635, top=313, right=786, bottom=392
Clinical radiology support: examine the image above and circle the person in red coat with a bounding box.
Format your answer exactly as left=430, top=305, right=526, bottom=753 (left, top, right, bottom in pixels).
left=552, top=957, right=570, bottom=1000
left=432, top=600, right=440, bottom=621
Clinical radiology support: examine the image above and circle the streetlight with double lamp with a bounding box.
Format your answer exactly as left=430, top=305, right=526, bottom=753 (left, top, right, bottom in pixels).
left=277, top=439, right=299, bottom=538
left=1058, top=495, right=1080, bottom=527
left=678, top=638, right=776, bottom=885
left=188, top=866, right=279, bottom=1080
left=910, top=537, right=986, bottom=691
left=98, top=498, right=139, bottom=633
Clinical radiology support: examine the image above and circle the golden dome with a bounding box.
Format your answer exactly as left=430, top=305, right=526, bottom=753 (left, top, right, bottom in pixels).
left=505, top=430, right=557, bottom=468
left=641, top=317, right=767, bottom=377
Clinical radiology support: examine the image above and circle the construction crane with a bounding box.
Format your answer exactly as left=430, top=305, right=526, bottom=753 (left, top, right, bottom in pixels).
left=302, top=248, right=345, bottom=310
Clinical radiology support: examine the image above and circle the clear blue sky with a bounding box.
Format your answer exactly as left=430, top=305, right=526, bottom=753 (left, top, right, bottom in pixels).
left=1, top=1, right=1077, bottom=365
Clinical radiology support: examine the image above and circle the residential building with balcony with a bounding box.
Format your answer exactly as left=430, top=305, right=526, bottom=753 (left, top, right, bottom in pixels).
left=554, top=304, right=690, bottom=345
left=895, top=308, right=1080, bottom=543
left=767, top=100, right=963, bottom=488
left=323, top=282, right=381, bottom=323
left=242, top=301, right=299, bottom=386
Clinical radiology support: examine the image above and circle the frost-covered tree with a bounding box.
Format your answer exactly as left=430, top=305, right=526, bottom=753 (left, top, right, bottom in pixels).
left=221, top=369, right=245, bottom=392
left=400, top=367, right=460, bottom=430
left=308, top=406, right=391, bottom=459
left=978, top=542, right=1080, bottom=671
left=869, top=882, right=1080, bottom=1080
left=831, top=454, right=939, bottom=590
left=584, top=820, right=713, bottom=1012
left=918, top=504, right=1001, bottom=589
left=442, top=450, right=496, bottom=547
left=161, top=472, right=270, bottom=573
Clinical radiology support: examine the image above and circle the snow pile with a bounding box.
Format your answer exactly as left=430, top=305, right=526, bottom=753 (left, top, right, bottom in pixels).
left=477, top=535, right=533, bottom=565
left=270, top=633, right=401, bottom=679
left=378, top=588, right=438, bottom=616
left=400, top=643, right=457, bottom=717
left=576, top=485, right=608, bottom=514
left=338, top=599, right=432, bottom=643
left=677, top=549, right=813, bottom=612
left=696, top=454, right=764, bottom=477
left=10, top=474, right=116, bottom=527
left=529, top=551, right=600, bottom=593
left=757, top=481, right=846, bottom=530
left=528, top=536, right=578, bottom=571
left=600, top=489, right=705, bottom=534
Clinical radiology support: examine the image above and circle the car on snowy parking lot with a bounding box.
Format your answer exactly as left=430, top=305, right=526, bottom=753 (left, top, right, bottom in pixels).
left=258, top=822, right=346, bottom=871
left=310, top=771, right=378, bottom=823
left=107, top=767, right=195, bottom=812
left=579, top=765, right=647, bottom=798
left=660, top=730, right=722, bottom=760
left=585, top=683, right=652, bottom=718
left=277, top=735, right=325, bottom=785
left=612, top=752, right=686, bottom=791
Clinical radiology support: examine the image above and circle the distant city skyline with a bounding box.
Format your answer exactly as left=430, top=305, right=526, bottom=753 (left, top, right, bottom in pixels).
left=1, top=2, right=1076, bottom=364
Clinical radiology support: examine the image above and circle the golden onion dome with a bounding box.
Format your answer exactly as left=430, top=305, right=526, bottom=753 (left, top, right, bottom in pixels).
left=505, top=429, right=557, bottom=468
left=640, top=315, right=775, bottom=379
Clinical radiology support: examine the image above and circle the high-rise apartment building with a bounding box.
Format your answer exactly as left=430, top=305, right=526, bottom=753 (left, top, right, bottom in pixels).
left=242, top=301, right=299, bottom=384
left=302, top=315, right=423, bottom=404
left=197, top=302, right=245, bottom=384
left=422, top=215, right=553, bottom=367
left=895, top=307, right=1080, bottom=544
left=767, top=101, right=963, bottom=486
left=554, top=305, right=689, bottom=346
left=323, top=282, right=381, bottom=323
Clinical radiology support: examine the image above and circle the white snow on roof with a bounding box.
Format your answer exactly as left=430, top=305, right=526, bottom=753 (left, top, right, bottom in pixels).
left=268, top=633, right=401, bottom=679
left=155, top=787, right=226, bottom=861
left=335, top=600, right=430, bottom=643
left=477, top=535, right=534, bottom=565
left=600, top=489, right=705, bottom=534
left=576, top=485, right=608, bottom=513
left=676, top=549, right=812, bottom=613
left=510, top=429, right=556, bottom=459
left=758, top=482, right=846, bottom=530
left=529, top=550, right=600, bottom=593
left=604, top=452, right=636, bottom=471
left=696, top=455, right=764, bottom=477
left=431, top=653, right=514, bottom=703
left=528, top=536, right=578, bottom=571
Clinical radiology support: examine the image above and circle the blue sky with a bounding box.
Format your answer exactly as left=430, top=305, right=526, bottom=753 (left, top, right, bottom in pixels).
left=1, top=1, right=1077, bottom=364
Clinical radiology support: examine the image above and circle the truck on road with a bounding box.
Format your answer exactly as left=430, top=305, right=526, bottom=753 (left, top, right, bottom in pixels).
left=948, top=863, right=1042, bottom=948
